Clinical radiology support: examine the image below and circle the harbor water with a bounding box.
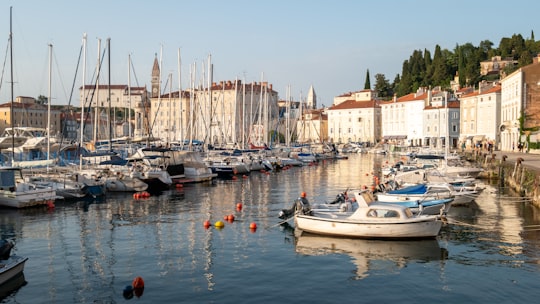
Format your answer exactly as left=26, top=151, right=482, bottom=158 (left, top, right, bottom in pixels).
left=1, top=153, right=540, bottom=303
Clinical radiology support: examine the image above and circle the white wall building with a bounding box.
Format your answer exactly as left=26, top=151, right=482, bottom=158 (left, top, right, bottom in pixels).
left=500, top=71, right=523, bottom=151
left=327, top=90, right=380, bottom=144
left=380, top=89, right=426, bottom=147
left=459, top=84, right=501, bottom=149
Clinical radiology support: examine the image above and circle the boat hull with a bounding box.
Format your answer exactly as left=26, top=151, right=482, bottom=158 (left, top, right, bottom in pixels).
left=0, top=256, right=28, bottom=286
left=295, top=214, right=442, bottom=239
left=0, top=187, right=56, bottom=208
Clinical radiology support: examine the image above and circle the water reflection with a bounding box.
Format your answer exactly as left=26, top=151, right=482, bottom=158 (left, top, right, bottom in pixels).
left=293, top=231, right=448, bottom=280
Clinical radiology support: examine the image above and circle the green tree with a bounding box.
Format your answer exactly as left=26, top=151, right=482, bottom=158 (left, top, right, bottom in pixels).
left=374, top=73, right=392, bottom=99
left=431, top=45, right=449, bottom=86
left=36, top=95, right=48, bottom=105
left=364, top=69, right=371, bottom=90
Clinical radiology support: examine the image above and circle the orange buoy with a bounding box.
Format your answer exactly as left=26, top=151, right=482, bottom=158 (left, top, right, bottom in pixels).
left=132, top=276, right=145, bottom=289
left=236, top=203, right=243, bottom=210
left=47, top=200, right=55, bottom=208
left=227, top=214, right=235, bottom=222
left=175, top=183, right=183, bottom=188
left=249, top=222, right=257, bottom=229
left=203, top=220, right=211, bottom=228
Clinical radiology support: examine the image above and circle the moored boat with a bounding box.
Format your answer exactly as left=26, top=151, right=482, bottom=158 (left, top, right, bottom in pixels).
left=0, top=240, right=28, bottom=286
left=0, top=167, right=56, bottom=208
left=293, top=190, right=444, bottom=239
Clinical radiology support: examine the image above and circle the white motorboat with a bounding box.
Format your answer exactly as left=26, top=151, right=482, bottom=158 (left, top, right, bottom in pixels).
left=294, top=190, right=443, bottom=239
left=0, top=240, right=28, bottom=286
left=0, top=167, right=57, bottom=208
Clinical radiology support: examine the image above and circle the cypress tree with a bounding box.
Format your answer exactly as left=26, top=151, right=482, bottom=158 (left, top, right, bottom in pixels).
left=364, top=69, right=371, bottom=90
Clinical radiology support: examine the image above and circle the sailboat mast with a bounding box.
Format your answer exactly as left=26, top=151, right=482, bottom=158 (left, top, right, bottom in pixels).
left=107, top=38, right=112, bottom=151
left=80, top=33, right=87, bottom=171
left=177, top=48, right=183, bottom=144
left=94, top=38, right=100, bottom=144
left=128, top=54, right=132, bottom=139
left=9, top=7, right=14, bottom=163
left=47, top=43, right=52, bottom=161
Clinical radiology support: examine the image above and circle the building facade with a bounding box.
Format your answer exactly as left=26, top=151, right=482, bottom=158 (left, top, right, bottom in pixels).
left=327, top=90, right=381, bottom=144
left=459, top=83, right=501, bottom=150
left=0, top=96, right=62, bottom=135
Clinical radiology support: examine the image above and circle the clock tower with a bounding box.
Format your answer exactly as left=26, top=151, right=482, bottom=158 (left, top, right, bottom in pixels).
left=151, top=54, right=160, bottom=98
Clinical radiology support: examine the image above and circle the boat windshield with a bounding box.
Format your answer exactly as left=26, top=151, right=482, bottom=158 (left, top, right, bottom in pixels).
left=367, top=208, right=401, bottom=218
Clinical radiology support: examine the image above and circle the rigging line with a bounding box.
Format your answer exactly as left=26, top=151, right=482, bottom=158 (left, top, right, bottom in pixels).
left=128, top=55, right=152, bottom=138
left=52, top=47, right=72, bottom=104
left=0, top=41, right=9, bottom=95
left=148, top=74, right=171, bottom=137
left=81, top=46, right=107, bottom=136
left=57, top=42, right=83, bottom=151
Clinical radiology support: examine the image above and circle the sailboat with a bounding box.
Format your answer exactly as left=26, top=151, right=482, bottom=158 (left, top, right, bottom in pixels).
left=0, top=7, right=56, bottom=208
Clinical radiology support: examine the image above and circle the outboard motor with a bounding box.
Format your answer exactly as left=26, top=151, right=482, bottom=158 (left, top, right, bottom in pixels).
left=278, top=199, right=312, bottom=219
left=330, top=192, right=347, bottom=204
left=0, top=239, right=13, bottom=260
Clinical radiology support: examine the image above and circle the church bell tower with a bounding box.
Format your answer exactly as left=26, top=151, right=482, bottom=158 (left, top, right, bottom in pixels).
left=151, top=54, right=160, bottom=98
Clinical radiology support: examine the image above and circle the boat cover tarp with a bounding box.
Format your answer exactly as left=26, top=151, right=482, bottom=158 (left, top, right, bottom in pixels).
left=387, top=183, right=427, bottom=195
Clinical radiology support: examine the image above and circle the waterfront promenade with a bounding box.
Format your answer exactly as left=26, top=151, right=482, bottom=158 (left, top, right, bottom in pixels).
left=488, top=150, right=540, bottom=171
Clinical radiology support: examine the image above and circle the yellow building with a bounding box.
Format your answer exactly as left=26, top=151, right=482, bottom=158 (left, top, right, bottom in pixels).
left=0, top=96, right=62, bottom=135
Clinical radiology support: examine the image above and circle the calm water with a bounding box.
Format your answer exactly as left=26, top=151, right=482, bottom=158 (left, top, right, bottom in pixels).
left=2, top=153, right=540, bottom=303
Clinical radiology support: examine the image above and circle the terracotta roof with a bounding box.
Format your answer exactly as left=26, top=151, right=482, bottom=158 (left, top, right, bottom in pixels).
left=328, top=99, right=379, bottom=110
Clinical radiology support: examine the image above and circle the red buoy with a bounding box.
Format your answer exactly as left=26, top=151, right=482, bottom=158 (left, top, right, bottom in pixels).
left=203, top=220, right=211, bottom=229
left=236, top=203, right=243, bottom=210
left=132, top=276, right=145, bottom=289
left=249, top=222, right=257, bottom=229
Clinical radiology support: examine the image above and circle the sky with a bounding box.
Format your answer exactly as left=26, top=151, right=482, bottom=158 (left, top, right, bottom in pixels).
left=1, top=0, right=540, bottom=107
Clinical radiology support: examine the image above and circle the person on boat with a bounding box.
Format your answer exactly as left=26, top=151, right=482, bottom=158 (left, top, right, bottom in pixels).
left=299, top=192, right=310, bottom=207
left=278, top=192, right=312, bottom=219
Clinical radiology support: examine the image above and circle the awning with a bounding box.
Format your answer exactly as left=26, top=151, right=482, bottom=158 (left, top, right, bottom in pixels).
left=472, top=135, right=485, bottom=142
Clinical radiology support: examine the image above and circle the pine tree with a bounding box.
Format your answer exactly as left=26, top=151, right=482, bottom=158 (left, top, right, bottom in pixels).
left=364, top=69, right=371, bottom=90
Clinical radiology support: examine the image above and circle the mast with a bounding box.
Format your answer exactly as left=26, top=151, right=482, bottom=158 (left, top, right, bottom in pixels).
left=9, top=7, right=14, bottom=164
left=241, top=77, right=246, bottom=148
left=47, top=43, right=52, bottom=162
left=80, top=33, right=87, bottom=171
left=94, top=38, right=100, bottom=144
left=168, top=72, right=172, bottom=144
left=128, top=54, right=132, bottom=139
left=208, top=54, right=212, bottom=148
left=177, top=48, right=183, bottom=145
left=107, top=38, right=112, bottom=151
